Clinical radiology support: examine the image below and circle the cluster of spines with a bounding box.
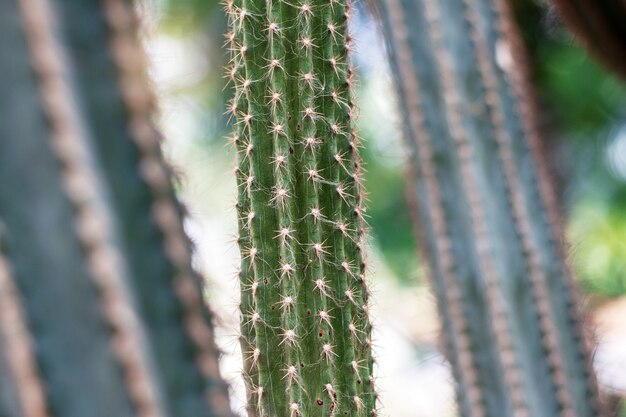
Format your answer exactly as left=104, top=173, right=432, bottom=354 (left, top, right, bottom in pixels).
left=376, top=0, right=603, bottom=415
left=225, top=1, right=376, bottom=416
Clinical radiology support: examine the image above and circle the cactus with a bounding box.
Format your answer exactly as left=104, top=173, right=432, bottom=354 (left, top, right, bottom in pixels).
left=0, top=0, right=231, bottom=416
left=551, top=0, right=626, bottom=80
left=225, top=1, right=376, bottom=416
left=373, top=0, right=604, bottom=416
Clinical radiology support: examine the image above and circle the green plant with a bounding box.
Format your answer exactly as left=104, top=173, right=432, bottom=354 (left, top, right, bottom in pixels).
left=0, top=0, right=230, bottom=416
left=551, top=0, right=626, bottom=80
left=373, top=0, right=603, bottom=416
left=225, top=0, right=376, bottom=416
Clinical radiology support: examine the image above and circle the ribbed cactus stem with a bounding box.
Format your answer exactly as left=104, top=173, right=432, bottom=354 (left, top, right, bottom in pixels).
left=0, top=0, right=231, bottom=415
left=20, top=2, right=164, bottom=414
left=374, top=0, right=603, bottom=416
left=226, top=1, right=376, bottom=416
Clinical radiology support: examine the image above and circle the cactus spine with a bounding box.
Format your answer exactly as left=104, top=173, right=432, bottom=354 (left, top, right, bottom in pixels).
left=0, top=0, right=230, bottom=416
left=374, top=0, right=603, bottom=416
left=226, top=1, right=375, bottom=416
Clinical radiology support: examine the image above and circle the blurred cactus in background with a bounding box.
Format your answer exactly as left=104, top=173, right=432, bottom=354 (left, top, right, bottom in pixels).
left=374, top=0, right=605, bottom=416
left=225, top=0, right=376, bottom=416
left=0, top=0, right=231, bottom=416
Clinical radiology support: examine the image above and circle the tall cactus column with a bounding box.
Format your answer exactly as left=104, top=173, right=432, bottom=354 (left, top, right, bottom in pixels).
left=374, top=0, right=603, bottom=416
left=226, top=1, right=376, bottom=416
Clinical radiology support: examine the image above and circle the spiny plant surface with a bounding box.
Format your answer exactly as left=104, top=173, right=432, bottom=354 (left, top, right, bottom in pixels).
left=375, top=0, right=603, bottom=416
left=225, top=1, right=376, bottom=416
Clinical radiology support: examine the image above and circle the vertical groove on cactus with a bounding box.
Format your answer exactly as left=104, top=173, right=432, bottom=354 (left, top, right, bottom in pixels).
left=0, top=244, right=49, bottom=417
left=374, top=0, right=604, bottom=415
left=17, top=0, right=164, bottom=414
left=226, top=0, right=376, bottom=416
left=0, top=0, right=232, bottom=415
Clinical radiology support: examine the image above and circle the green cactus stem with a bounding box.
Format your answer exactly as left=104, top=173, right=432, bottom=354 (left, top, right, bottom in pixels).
left=0, top=0, right=230, bottom=416
left=225, top=1, right=376, bottom=416
left=374, top=0, right=603, bottom=416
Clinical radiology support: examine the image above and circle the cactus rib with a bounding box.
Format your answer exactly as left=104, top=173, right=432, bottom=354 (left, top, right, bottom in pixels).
left=0, top=243, right=49, bottom=417
left=18, top=0, right=164, bottom=413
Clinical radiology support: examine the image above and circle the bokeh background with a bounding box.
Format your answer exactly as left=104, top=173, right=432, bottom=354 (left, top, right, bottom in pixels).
left=137, top=1, right=626, bottom=416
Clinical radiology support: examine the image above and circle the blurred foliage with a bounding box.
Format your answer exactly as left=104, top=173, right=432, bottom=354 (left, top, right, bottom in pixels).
left=515, top=0, right=626, bottom=298
left=570, top=190, right=626, bottom=297
left=155, top=0, right=221, bottom=34
left=155, top=0, right=626, bottom=295
left=359, top=143, right=420, bottom=284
